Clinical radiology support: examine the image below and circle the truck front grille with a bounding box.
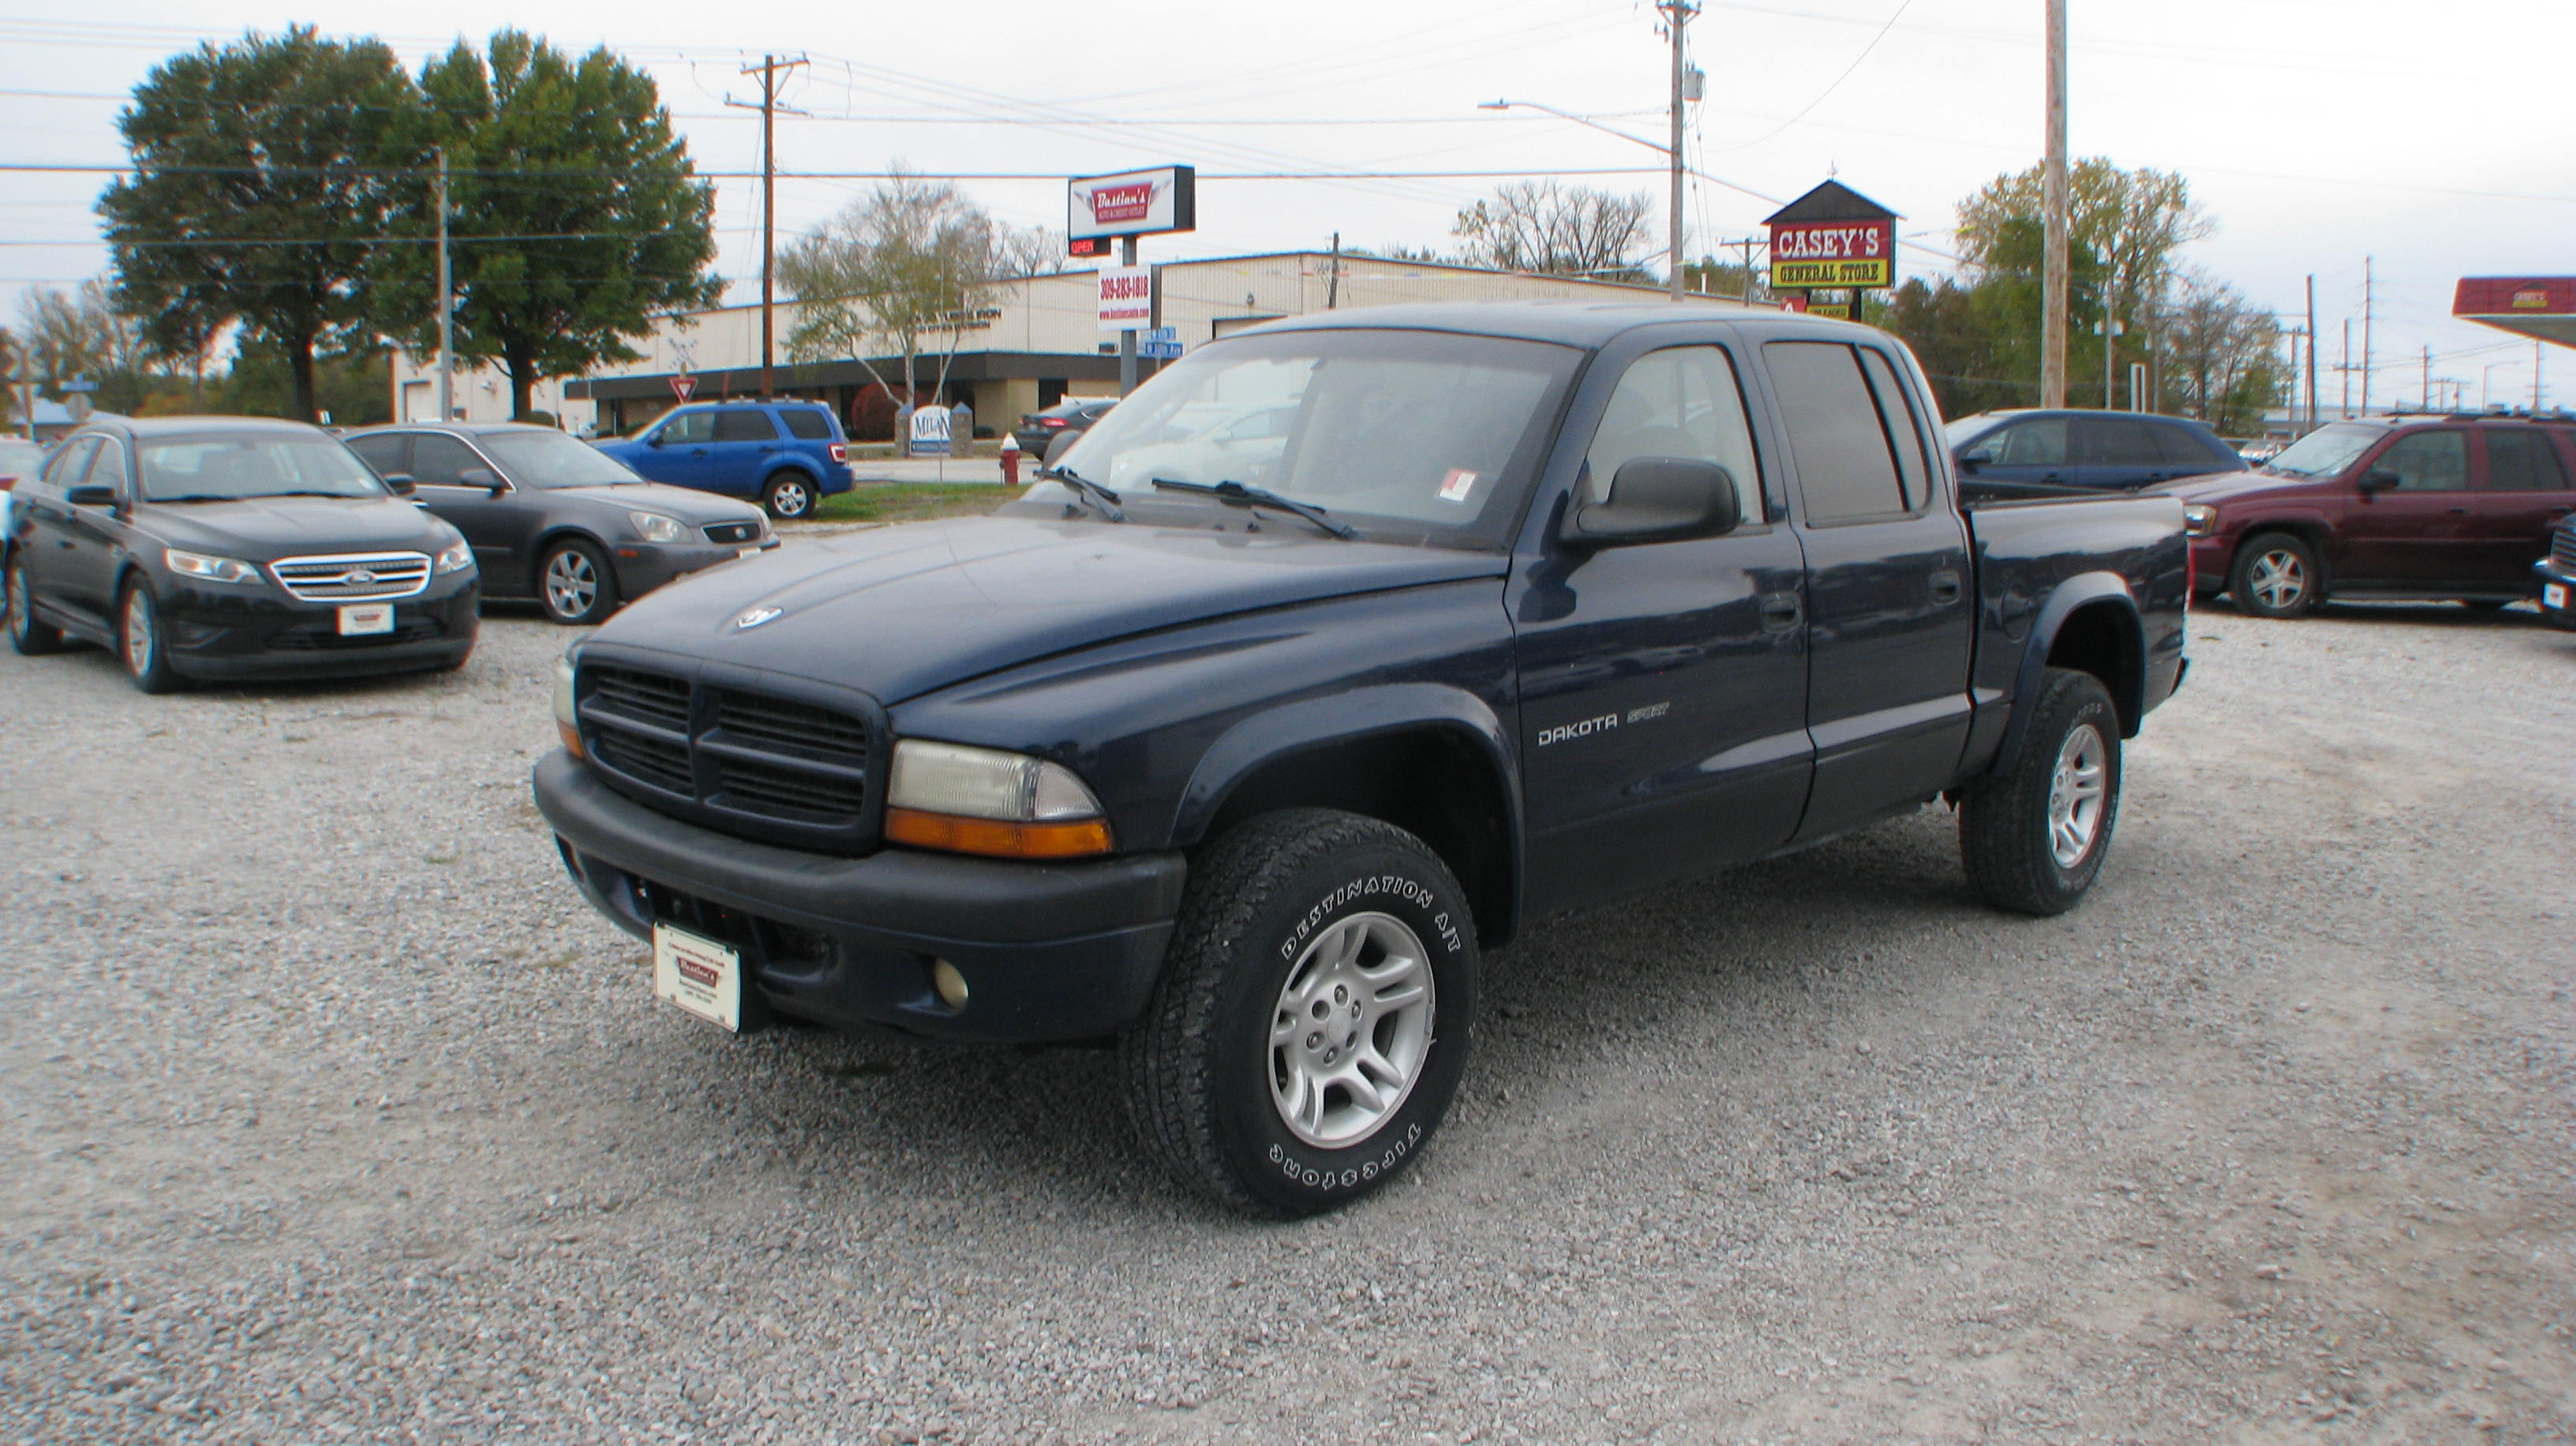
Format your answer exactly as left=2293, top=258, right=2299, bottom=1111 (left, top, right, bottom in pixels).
left=702, top=521, right=763, bottom=545
left=575, top=660, right=880, bottom=852
left=270, top=552, right=432, bottom=601
left=2555, top=526, right=2576, bottom=570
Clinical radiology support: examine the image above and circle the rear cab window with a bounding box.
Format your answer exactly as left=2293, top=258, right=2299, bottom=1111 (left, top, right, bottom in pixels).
left=1764, top=341, right=1935, bottom=523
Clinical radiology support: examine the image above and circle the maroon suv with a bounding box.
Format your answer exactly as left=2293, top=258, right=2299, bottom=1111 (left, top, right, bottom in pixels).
left=2166, top=414, right=2576, bottom=616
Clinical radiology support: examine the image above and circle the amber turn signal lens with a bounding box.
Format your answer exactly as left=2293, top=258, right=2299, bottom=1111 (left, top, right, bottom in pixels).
left=558, top=721, right=586, bottom=760
left=885, top=807, right=1111, bottom=859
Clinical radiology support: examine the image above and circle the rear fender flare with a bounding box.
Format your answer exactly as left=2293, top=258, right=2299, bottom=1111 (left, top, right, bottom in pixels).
left=1170, top=684, right=1524, bottom=934
left=1990, top=574, right=2144, bottom=774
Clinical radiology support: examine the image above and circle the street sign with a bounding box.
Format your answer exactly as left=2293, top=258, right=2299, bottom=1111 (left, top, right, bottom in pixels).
left=908, top=406, right=952, bottom=457
left=1098, top=266, right=1153, bottom=334
left=1140, top=326, right=1183, bottom=360
left=1069, top=166, right=1196, bottom=245
left=669, top=375, right=697, bottom=403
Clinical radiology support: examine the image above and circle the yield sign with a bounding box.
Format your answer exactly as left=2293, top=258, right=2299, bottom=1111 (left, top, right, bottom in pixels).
left=669, top=374, right=698, bottom=402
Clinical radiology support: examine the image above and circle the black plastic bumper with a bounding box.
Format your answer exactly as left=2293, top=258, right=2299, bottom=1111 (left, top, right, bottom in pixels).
left=532, top=750, right=1186, bottom=1042
left=612, top=538, right=781, bottom=599
left=167, top=580, right=479, bottom=680
left=2536, top=558, right=2576, bottom=631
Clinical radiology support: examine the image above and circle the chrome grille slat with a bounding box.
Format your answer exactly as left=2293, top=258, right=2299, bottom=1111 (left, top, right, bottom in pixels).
left=270, top=550, right=432, bottom=601
left=2554, top=526, right=2576, bottom=569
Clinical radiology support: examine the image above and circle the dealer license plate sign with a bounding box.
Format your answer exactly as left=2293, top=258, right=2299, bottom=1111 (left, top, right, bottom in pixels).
left=338, top=602, right=395, bottom=636
left=652, top=923, right=741, bottom=1032
left=2547, top=582, right=2568, bottom=610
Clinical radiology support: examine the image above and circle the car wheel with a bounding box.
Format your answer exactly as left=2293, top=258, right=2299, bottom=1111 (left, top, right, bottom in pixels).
left=2230, top=532, right=2320, bottom=618
left=763, top=473, right=816, bottom=520
left=6, top=554, right=63, bottom=655
left=538, top=539, right=618, bottom=626
left=118, top=581, right=186, bottom=694
left=1959, top=667, right=2121, bottom=916
left=1124, top=807, right=1477, bottom=1217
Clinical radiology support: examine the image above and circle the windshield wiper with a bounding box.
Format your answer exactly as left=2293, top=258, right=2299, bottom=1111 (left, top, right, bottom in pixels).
left=1037, top=466, right=1125, bottom=522
left=1150, top=478, right=1358, bottom=539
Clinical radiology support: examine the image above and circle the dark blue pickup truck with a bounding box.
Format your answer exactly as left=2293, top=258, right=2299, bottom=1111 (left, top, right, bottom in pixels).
left=534, top=302, right=2188, bottom=1216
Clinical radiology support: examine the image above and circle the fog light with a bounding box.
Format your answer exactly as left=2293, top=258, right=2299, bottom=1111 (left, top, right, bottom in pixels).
left=930, top=959, right=970, bottom=1012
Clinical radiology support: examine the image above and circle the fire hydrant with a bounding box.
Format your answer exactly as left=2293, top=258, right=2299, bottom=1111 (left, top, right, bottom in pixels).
left=998, top=432, right=1021, bottom=488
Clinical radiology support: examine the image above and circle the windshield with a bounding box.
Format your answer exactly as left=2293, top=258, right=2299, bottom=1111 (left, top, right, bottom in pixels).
left=482, top=429, right=643, bottom=488
left=2265, top=421, right=2384, bottom=478
left=1047, top=328, right=1583, bottom=549
left=0, top=440, right=43, bottom=476
left=138, top=434, right=388, bottom=502
left=1944, top=415, right=2001, bottom=448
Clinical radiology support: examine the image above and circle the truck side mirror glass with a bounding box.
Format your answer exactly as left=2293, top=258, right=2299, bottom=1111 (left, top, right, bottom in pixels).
left=459, top=466, right=504, bottom=494
left=66, top=484, right=117, bottom=508
left=1560, top=458, right=1742, bottom=548
left=380, top=473, right=417, bottom=496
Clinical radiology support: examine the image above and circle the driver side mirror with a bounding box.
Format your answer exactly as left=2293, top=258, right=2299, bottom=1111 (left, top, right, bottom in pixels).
left=66, top=484, right=118, bottom=508
left=380, top=473, right=417, bottom=496
left=644, top=431, right=666, bottom=447
left=1956, top=446, right=1994, bottom=473
left=1559, top=458, right=1743, bottom=548
left=2357, top=468, right=2399, bottom=494
left=459, top=466, right=505, bottom=495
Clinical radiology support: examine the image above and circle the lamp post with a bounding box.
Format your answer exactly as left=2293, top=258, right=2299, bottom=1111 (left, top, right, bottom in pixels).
left=1479, top=95, right=1687, bottom=300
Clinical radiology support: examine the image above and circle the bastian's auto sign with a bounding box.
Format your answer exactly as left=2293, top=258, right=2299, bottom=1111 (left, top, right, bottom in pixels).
left=1768, top=219, right=1895, bottom=289
left=1068, top=165, right=1197, bottom=244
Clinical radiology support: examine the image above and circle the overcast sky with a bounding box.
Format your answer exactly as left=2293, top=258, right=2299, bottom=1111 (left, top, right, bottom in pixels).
left=6, top=1, right=2570, bottom=412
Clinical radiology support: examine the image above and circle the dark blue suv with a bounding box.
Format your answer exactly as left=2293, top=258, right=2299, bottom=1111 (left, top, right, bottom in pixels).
left=595, top=401, right=855, bottom=519
left=1945, top=409, right=2246, bottom=493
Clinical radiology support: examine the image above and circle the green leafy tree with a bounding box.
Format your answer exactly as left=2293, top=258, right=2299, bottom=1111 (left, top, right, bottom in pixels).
left=1885, top=217, right=2106, bottom=418
left=401, top=32, right=721, bottom=420
left=102, top=28, right=425, bottom=422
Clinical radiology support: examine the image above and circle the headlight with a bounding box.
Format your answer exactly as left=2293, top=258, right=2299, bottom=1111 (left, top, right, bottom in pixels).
left=163, top=548, right=262, bottom=586
left=885, top=740, right=1111, bottom=859
left=628, top=511, right=688, bottom=543
left=435, top=538, right=476, bottom=574
left=552, top=650, right=583, bottom=759
left=2182, top=504, right=2218, bottom=538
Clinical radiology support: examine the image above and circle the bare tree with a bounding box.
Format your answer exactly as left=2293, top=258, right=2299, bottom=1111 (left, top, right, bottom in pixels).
left=1452, top=181, right=1654, bottom=283
left=2162, top=269, right=2286, bottom=434
left=778, top=167, right=1059, bottom=406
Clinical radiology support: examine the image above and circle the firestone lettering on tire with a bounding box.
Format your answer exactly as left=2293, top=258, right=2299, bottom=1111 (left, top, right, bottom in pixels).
left=1269, top=1122, right=1424, bottom=1188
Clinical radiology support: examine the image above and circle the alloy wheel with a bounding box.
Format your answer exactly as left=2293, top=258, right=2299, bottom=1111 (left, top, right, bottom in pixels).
left=2248, top=548, right=2307, bottom=612
left=2046, top=722, right=2109, bottom=868
left=1268, top=911, right=1437, bottom=1148
left=545, top=549, right=598, bottom=621
left=122, top=589, right=156, bottom=676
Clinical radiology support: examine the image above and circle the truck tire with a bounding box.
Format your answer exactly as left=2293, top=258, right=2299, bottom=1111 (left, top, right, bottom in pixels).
left=2230, top=532, right=2320, bottom=618
left=763, top=472, right=816, bottom=520
left=1124, top=807, right=1478, bottom=1216
left=1960, top=667, right=2121, bottom=916
left=7, top=554, right=62, bottom=655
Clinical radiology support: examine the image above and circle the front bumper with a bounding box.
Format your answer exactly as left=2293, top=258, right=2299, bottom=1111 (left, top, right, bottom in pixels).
left=612, top=537, right=781, bottom=599
left=532, top=750, right=1186, bottom=1043
left=2188, top=534, right=2229, bottom=594
left=165, top=574, right=479, bottom=680
left=2536, top=557, right=2576, bottom=630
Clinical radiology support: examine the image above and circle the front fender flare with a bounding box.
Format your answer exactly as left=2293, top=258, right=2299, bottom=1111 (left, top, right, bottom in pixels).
left=1990, top=573, right=2144, bottom=775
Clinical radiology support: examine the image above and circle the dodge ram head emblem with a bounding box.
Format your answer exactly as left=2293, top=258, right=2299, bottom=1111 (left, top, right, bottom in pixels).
left=732, top=606, right=783, bottom=631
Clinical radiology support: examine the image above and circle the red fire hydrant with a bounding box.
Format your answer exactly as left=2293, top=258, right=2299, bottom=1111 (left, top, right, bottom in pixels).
left=998, top=433, right=1021, bottom=488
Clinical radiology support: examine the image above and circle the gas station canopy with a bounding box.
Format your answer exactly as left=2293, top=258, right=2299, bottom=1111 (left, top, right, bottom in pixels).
left=2453, top=277, right=2576, bottom=349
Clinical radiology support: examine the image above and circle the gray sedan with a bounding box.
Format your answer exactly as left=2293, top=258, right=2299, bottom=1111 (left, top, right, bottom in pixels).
left=345, top=423, right=778, bottom=624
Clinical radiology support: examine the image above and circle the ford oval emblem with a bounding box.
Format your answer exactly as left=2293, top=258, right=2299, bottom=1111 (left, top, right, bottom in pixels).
left=347, top=569, right=379, bottom=587
left=733, top=606, right=783, bottom=631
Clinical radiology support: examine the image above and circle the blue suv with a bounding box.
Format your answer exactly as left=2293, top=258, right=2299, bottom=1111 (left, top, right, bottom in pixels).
left=596, top=401, right=855, bottom=519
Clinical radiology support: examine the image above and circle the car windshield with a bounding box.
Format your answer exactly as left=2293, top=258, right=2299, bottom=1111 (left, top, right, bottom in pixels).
left=2264, top=421, right=2385, bottom=478
left=1943, top=415, right=2000, bottom=448
left=0, top=440, right=43, bottom=476
left=481, top=429, right=643, bottom=488
left=1047, top=328, right=1582, bottom=549
left=137, top=434, right=388, bottom=502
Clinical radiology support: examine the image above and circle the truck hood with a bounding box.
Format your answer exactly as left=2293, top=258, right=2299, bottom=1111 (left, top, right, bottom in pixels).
left=586, top=514, right=1510, bottom=703
left=2151, top=470, right=2335, bottom=506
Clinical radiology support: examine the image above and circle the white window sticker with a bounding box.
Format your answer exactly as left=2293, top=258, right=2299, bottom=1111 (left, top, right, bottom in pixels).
left=1436, top=468, right=1479, bottom=503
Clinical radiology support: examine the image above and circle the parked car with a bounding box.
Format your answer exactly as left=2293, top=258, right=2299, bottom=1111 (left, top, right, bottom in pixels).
left=534, top=301, right=2188, bottom=1216
left=4, top=415, right=477, bottom=691
left=2528, top=515, right=2575, bottom=629
left=1947, top=408, right=2247, bottom=493
left=345, top=422, right=779, bottom=626
left=592, top=401, right=853, bottom=521
left=1012, top=398, right=1118, bottom=459
left=2163, top=414, right=2576, bottom=617
left=0, top=437, right=46, bottom=600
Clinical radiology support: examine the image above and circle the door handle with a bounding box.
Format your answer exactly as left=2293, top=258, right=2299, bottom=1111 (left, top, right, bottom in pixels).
left=2447, top=506, right=2470, bottom=515
left=1930, top=569, right=1964, bottom=604
left=1758, top=591, right=1802, bottom=631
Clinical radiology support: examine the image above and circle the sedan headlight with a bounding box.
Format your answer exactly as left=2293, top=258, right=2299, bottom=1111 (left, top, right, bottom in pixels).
left=552, top=650, right=583, bottom=759
left=885, top=740, right=1111, bottom=859
left=163, top=548, right=262, bottom=586
left=2182, top=504, right=2218, bottom=538
left=628, top=511, right=689, bottom=543
left=435, top=538, right=476, bottom=574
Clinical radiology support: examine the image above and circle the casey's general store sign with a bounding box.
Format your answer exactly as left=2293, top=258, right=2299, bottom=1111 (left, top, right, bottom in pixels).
left=1768, top=220, right=1895, bottom=288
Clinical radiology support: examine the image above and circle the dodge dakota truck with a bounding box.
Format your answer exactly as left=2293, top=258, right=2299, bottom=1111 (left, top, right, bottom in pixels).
left=534, top=301, right=2188, bottom=1216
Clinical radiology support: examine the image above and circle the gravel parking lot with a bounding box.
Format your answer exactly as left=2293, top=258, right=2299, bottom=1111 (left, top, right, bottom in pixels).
left=2, top=566, right=2571, bottom=1444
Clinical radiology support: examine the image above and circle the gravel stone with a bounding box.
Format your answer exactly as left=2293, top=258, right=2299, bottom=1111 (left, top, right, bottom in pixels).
left=2, top=588, right=2573, bottom=1443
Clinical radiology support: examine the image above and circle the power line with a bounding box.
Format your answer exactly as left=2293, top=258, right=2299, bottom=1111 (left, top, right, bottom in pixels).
left=0, top=161, right=1692, bottom=181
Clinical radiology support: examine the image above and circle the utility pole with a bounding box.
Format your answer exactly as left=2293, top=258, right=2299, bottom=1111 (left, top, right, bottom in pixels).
left=2421, top=345, right=2432, bottom=411
left=2339, top=319, right=2351, bottom=418
left=436, top=146, right=454, bottom=422
left=734, top=54, right=807, bottom=402
left=2360, top=255, right=2374, bottom=415
left=1118, top=234, right=1139, bottom=396
left=2538, top=337, right=2547, bottom=411
left=2039, top=0, right=2070, bottom=407
left=2102, top=275, right=2118, bottom=410
left=1660, top=0, right=1696, bottom=302
left=1327, top=231, right=1341, bottom=309
left=2304, top=273, right=2318, bottom=429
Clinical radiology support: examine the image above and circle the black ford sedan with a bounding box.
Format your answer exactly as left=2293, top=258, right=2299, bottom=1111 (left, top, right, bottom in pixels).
left=4, top=414, right=478, bottom=691
left=344, top=422, right=778, bottom=625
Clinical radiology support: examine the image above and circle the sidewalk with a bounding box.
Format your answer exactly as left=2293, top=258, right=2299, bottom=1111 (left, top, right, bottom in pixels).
left=848, top=456, right=1013, bottom=485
